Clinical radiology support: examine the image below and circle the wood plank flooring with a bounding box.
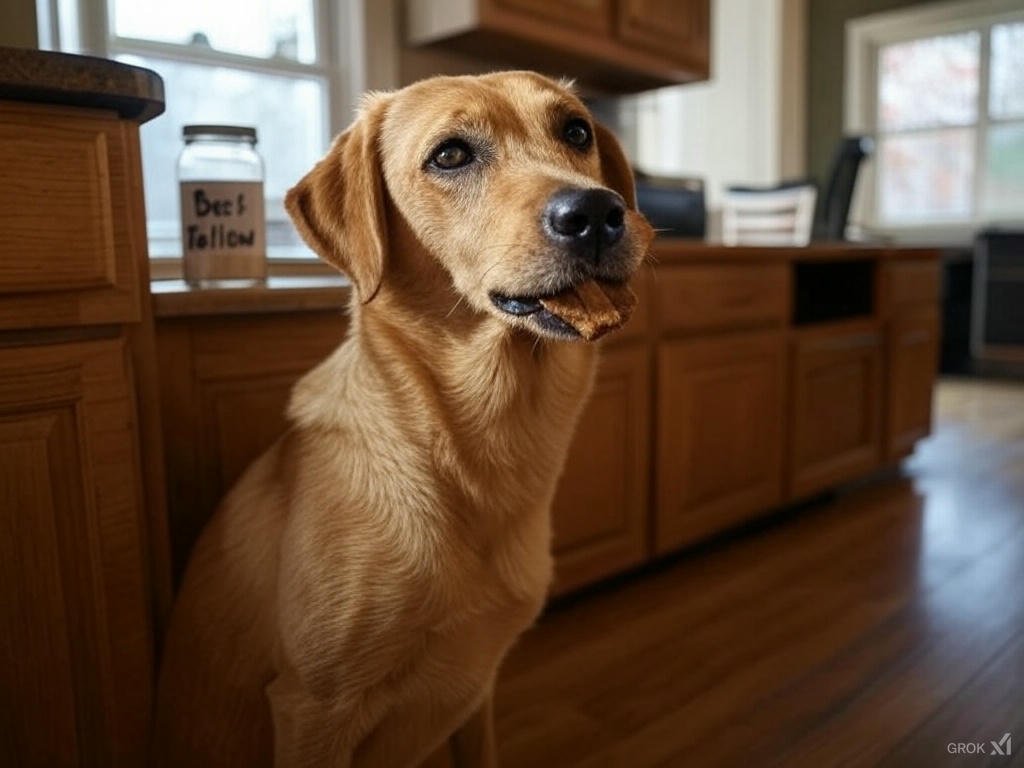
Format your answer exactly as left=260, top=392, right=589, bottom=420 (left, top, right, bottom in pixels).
left=494, top=378, right=1024, bottom=767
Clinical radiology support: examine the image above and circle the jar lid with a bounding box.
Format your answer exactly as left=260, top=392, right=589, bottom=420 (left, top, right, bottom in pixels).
left=183, top=124, right=258, bottom=141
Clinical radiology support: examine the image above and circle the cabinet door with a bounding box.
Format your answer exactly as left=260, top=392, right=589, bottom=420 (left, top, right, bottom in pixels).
left=617, top=0, right=710, bottom=71
left=551, top=343, right=650, bottom=594
left=789, top=329, right=883, bottom=499
left=157, top=312, right=347, bottom=581
left=886, top=307, right=939, bottom=460
left=0, top=339, right=153, bottom=766
left=490, top=0, right=612, bottom=36
left=655, top=331, right=785, bottom=553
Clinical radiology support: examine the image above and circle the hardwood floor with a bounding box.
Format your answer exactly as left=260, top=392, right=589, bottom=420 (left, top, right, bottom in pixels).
left=494, top=378, right=1024, bottom=767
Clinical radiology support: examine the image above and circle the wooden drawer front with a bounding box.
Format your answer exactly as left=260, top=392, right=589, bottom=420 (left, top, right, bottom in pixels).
left=884, top=261, right=940, bottom=309
left=657, top=264, right=789, bottom=333
left=0, top=105, right=140, bottom=329
left=655, top=331, right=785, bottom=552
left=490, top=0, right=612, bottom=35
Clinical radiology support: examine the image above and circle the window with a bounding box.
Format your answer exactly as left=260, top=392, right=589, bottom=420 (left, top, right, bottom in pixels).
left=39, top=0, right=358, bottom=259
left=847, top=0, right=1024, bottom=234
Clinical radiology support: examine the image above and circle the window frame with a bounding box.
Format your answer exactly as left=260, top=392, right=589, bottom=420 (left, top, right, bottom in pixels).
left=38, top=0, right=367, bottom=273
left=845, top=0, right=1024, bottom=244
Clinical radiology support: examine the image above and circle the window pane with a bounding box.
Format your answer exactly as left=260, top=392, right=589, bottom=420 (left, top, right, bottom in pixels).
left=111, top=0, right=317, bottom=64
left=990, top=22, right=1024, bottom=119
left=981, top=122, right=1024, bottom=217
left=118, top=55, right=326, bottom=257
left=878, top=129, right=974, bottom=223
left=878, top=31, right=980, bottom=131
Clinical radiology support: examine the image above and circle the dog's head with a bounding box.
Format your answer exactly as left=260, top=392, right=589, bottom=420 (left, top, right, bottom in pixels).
left=285, top=71, right=653, bottom=340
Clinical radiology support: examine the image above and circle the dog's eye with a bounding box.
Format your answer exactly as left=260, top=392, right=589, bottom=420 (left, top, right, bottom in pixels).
left=563, top=118, right=592, bottom=150
left=429, top=140, right=474, bottom=170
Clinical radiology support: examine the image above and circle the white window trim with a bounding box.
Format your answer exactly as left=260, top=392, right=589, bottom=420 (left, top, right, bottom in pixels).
left=38, top=0, right=369, bottom=269
left=845, top=0, right=1024, bottom=245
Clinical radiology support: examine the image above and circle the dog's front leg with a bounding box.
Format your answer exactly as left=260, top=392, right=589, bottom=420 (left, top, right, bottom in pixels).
left=352, top=686, right=489, bottom=768
left=450, top=693, right=498, bottom=768
left=266, top=672, right=359, bottom=768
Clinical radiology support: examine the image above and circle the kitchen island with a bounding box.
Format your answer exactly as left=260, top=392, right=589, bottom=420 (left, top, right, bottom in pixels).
left=153, top=240, right=941, bottom=595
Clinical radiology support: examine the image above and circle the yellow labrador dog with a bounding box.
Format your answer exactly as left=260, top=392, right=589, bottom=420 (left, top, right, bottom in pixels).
left=153, top=71, right=653, bottom=767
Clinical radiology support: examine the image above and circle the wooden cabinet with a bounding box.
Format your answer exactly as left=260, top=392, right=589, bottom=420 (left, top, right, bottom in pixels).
left=886, top=307, right=940, bottom=460
left=0, top=52, right=167, bottom=767
left=656, top=264, right=789, bottom=334
left=789, top=327, right=883, bottom=499
left=551, top=342, right=650, bottom=594
left=0, top=105, right=141, bottom=329
left=494, top=0, right=612, bottom=35
left=156, top=311, right=347, bottom=580
left=406, top=0, right=710, bottom=92
left=0, top=340, right=155, bottom=766
left=618, top=0, right=710, bottom=72
left=655, top=332, right=785, bottom=553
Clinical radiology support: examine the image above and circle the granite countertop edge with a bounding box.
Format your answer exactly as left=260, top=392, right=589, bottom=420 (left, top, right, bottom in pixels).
left=0, top=46, right=165, bottom=123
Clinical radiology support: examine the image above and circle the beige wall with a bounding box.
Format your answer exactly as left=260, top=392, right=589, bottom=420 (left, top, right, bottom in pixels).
left=363, top=0, right=507, bottom=91
left=625, top=0, right=807, bottom=207
left=1, top=0, right=38, bottom=49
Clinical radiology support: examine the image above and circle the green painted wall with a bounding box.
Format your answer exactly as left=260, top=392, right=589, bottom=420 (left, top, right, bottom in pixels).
left=806, top=0, right=946, bottom=184
left=0, top=0, right=38, bottom=50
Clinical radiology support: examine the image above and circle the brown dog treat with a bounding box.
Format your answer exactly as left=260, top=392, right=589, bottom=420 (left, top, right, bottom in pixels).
left=540, top=280, right=637, bottom=341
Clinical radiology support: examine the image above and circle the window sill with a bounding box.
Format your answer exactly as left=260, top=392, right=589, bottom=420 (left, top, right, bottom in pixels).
left=149, top=256, right=337, bottom=281
left=151, top=275, right=351, bottom=319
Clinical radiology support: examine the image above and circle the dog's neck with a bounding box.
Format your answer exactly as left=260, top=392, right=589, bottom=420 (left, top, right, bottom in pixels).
left=289, top=261, right=597, bottom=515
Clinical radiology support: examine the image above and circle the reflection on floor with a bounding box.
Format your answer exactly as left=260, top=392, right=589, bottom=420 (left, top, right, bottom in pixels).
left=495, top=378, right=1024, bottom=768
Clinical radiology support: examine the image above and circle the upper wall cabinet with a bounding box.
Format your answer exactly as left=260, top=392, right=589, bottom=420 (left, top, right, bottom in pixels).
left=405, top=0, right=711, bottom=92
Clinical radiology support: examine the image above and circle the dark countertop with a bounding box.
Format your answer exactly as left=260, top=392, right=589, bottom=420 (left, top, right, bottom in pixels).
left=0, top=46, right=164, bottom=123
left=149, top=240, right=940, bottom=319
left=655, top=239, right=941, bottom=264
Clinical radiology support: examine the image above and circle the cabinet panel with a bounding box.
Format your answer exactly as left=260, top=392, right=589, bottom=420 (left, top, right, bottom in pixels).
left=157, top=312, right=347, bottom=581
left=789, top=329, right=883, bottom=499
left=656, top=331, right=785, bottom=553
left=0, top=339, right=153, bottom=767
left=618, top=0, right=710, bottom=70
left=883, top=260, right=941, bottom=310
left=0, top=105, right=140, bottom=330
left=492, top=0, right=611, bottom=35
left=551, top=343, right=650, bottom=593
left=886, top=307, right=939, bottom=459
left=656, top=264, right=789, bottom=334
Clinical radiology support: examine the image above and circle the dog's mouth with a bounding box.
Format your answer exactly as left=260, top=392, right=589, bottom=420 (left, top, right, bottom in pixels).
left=489, top=279, right=637, bottom=341
left=489, top=293, right=581, bottom=338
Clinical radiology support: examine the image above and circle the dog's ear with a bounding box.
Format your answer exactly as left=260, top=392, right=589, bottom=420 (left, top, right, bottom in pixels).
left=594, top=121, right=637, bottom=210
left=285, top=95, right=390, bottom=303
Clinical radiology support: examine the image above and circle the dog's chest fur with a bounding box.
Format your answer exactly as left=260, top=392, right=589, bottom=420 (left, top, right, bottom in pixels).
left=278, top=330, right=596, bottom=703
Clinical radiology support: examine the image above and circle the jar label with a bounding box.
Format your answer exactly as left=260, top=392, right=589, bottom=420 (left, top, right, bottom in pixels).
left=180, top=181, right=266, bottom=280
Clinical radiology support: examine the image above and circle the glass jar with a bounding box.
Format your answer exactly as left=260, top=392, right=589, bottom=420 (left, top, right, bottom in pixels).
left=178, top=124, right=266, bottom=287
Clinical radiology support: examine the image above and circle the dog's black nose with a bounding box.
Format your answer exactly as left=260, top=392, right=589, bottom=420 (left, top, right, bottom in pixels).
left=544, top=187, right=626, bottom=258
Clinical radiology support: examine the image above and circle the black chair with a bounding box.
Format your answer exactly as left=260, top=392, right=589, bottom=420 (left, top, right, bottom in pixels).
left=812, top=135, right=874, bottom=241
left=724, top=135, right=874, bottom=242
